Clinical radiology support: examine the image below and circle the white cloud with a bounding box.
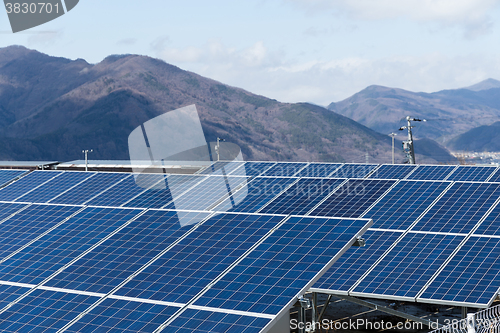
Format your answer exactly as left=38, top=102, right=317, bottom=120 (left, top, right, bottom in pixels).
left=287, top=0, right=500, bottom=37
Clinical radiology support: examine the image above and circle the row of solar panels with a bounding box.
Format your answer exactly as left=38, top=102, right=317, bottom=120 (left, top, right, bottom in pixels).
left=0, top=202, right=370, bottom=332
left=200, top=161, right=500, bottom=182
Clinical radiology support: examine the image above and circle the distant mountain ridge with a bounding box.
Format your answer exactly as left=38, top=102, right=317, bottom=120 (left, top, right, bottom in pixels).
left=0, top=45, right=413, bottom=163
left=327, top=80, right=500, bottom=146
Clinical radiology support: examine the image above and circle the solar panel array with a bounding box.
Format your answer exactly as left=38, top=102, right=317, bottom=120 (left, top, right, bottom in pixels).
left=1, top=161, right=500, bottom=331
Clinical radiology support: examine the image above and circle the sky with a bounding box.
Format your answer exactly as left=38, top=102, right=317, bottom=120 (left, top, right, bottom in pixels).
left=1, top=0, right=500, bottom=105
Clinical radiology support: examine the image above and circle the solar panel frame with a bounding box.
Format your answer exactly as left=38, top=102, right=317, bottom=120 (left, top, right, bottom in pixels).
left=14, top=171, right=94, bottom=203
left=192, top=216, right=373, bottom=315
left=486, top=167, right=500, bottom=182
left=211, top=177, right=299, bottom=213
left=48, top=172, right=130, bottom=205
left=417, top=235, right=500, bottom=307
left=258, top=178, right=347, bottom=216
left=351, top=232, right=465, bottom=301
left=360, top=180, right=452, bottom=230
left=295, top=163, right=343, bottom=178
left=411, top=182, right=500, bottom=234
left=0, top=170, right=64, bottom=202
left=198, top=161, right=245, bottom=175
left=367, top=164, right=418, bottom=180
left=404, top=165, right=458, bottom=181
left=229, top=162, right=276, bottom=177
left=260, top=162, right=309, bottom=177
left=329, top=163, right=379, bottom=179
left=309, top=179, right=397, bottom=218
left=0, top=170, right=29, bottom=188
left=445, top=166, right=497, bottom=182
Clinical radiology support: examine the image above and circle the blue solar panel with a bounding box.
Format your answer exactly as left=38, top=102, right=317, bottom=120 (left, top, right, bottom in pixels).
left=368, top=164, right=418, bottom=179
left=446, top=166, right=497, bottom=182
left=0, top=171, right=63, bottom=201
left=260, top=162, right=308, bottom=177
left=49, top=172, right=129, bottom=205
left=412, top=182, right=500, bottom=233
left=329, top=164, right=378, bottom=178
left=0, top=202, right=28, bottom=223
left=229, top=162, right=276, bottom=177
left=193, top=216, right=371, bottom=315
left=0, top=204, right=81, bottom=260
left=46, top=210, right=210, bottom=294
left=313, top=230, right=402, bottom=292
left=0, top=289, right=99, bottom=332
left=66, top=298, right=180, bottom=333
left=260, top=178, right=346, bottom=216
left=419, top=236, right=500, bottom=306
left=115, top=213, right=285, bottom=304
left=0, top=284, right=30, bottom=310
left=405, top=165, right=457, bottom=181
left=164, top=176, right=247, bottom=211
left=0, top=170, right=27, bottom=187
left=212, top=177, right=297, bottom=213
left=474, top=204, right=500, bottom=236
left=352, top=233, right=464, bottom=298
left=296, top=163, right=342, bottom=177
left=488, top=168, right=500, bottom=182
left=363, top=180, right=450, bottom=230
left=87, top=174, right=167, bottom=207
left=15, top=172, right=92, bottom=203
left=165, top=308, right=271, bottom=333
left=310, top=179, right=396, bottom=218
left=124, top=175, right=206, bottom=209
left=0, top=207, right=142, bottom=285
left=199, top=161, right=245, bottom=175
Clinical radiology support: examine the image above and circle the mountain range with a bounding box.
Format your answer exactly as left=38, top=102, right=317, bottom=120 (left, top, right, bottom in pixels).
left=0, top=45, right=414, bottom=163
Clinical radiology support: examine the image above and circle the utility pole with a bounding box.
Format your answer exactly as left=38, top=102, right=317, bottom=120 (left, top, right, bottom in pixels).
left=215, top=137, right=224, bottom=161
left=82, top=149, right=93, bottom=171
left=389, top=133, right=397, bottom=164
left=398, top=116, right=425, bottom=164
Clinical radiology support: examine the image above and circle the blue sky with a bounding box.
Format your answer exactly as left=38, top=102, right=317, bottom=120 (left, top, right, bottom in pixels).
left=2, top=0, right=500, bottom=105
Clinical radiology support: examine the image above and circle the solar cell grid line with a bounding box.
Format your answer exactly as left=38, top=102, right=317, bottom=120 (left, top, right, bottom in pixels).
left=404, top=165, right=458, bottom=181
left=260, top=162, right=309, bottom=177
left=367, top=164, right=418, bottom=180
left=417, top=236, right=500, bottom=307
left=210, top=177, right=299, bottom=213
left=198, top=161, right=245, bottom=175
left=124, top=175, right=207, bottom=209
left=63, top=298, right=181, bottom=333
left=0, top=202, right=29, bottom=226
left=85, top=173, right=168, bottom=207
left=229, top=161, right=276, bottom=177
left=45, top=210, right=211, bottom=294
left=0, top=170, right=64, bottom=202
left=350, top=232, right=465, bottom=300
left=191, top=216, right=372, bottom=316
left=295, top=163, right=343, bottom=178
left=0, top=207, right=143, bottom=286
left=0, top=284, right=31, bottom=310
left=0, top=204, right=83, bottom=262
left=114, top=213, right=286, bottom=304
left=258, top=178, right=347, bottom=216
left=329, top=163, right=379, bottom=179
left=474, top=201, right=500, bottom=235
left=163, top=308, right=272, bottom=333
left=487, top=167, right=500, bottom=183
left=442, top=165, right=459, bottom=181
left=0, top=169, right=29, bottom=188
left=359, top=180, right=451, bottom=230
left=311, top=230, right=403, bottom=294
left=48, top=172, right=130, bottom=205
left=14, top=171, right=94, bottom=203
left=162, top=175, right=248, bottom=211
left=446, top=165, right=498, bottom=182
left=411, top=182, right=500, bottom=234
left=0, top=289, right=100, bottom=332
left=309, top=179, right=397, bottom=218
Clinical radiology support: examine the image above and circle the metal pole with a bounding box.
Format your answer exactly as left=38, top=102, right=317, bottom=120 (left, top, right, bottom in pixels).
left=407, top=116, right=416, bottom=164
left=82, top=149, right=92, bottom=171
left=389, top=133, right=397, bottom=164
left=216, top=137, right=220, bottom=162
left=312, top=293, right=317, bottom=332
